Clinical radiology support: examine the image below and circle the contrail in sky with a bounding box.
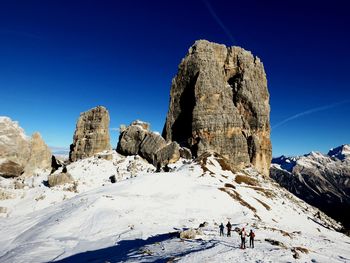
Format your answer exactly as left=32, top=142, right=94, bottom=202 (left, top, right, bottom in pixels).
left=202, top=0, right=235, bottom=44
left=272, top=100, right=350, bottom=130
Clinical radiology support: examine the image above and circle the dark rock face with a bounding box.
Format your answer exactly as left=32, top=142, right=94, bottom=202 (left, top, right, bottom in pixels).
left=51, top=156, right=63, bottom=174
left=117, top=121, right=180, bottom=167
left=163, top=40, right=271, bottom=176
left=69, top=106, right=111, bottom=162
left=271, top=145, right=350, bottom=228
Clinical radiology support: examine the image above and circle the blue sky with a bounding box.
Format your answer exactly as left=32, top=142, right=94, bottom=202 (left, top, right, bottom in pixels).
left=0, top=0, right=349, bottom=156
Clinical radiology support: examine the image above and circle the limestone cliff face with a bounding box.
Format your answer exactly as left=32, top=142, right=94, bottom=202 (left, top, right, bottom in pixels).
left=163, top=40, right=271, bottom=176
left=25, top=133, right=52, bottom=175
left=69, top=106, right=111, bottom=162
left=0, top=117, right=51, bottom=177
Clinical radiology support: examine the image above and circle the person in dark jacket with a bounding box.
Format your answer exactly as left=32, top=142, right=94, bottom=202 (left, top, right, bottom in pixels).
left=226, top=221, right=232, bottom=237
left=219, top=223, right=224, bottom=236
left=249, top=229, right=255, bottom=248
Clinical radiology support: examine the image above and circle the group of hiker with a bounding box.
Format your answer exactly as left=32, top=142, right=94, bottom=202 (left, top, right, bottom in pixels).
left=219, top=221, right=255, bottom=249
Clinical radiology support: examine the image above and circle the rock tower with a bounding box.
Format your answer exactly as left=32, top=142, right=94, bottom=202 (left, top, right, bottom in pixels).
left=163, top=40, right=271, bottom=176
left=69, top=106, right=111, bottom=162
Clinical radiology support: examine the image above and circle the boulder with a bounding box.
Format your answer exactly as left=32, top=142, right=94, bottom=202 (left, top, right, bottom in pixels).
left=139, top=132, right=166, bottom=163
left=0, top=160, right=24, bottom=178
left=69, top=106, right=111, bottom=162
left=162, top=40, right=271, bottom=176
left=179, top=228, right=202, bottom=239
left=117, top=121, right=181, bottom=168
left=48, top=172, right=74, bottom=187
left=154, top=142, right=180, bottom=167
left=117, top=124, right=148, bottom=156
left=179, top=147, right=192, bottom=160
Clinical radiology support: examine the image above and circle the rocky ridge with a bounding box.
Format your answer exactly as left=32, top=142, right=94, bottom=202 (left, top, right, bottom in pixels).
left=0, top=152, right=348, bottom=263
left=271, top=144, right=350, bottom=228
left=163, top=40, right=271, bottom=176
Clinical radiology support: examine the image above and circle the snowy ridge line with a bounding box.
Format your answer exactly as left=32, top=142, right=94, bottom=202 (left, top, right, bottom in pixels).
left=0, top=152, right=349, bottom=262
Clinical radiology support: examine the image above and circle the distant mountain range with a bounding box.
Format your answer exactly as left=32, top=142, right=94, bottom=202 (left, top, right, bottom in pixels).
left=271, top=145, right=350, bottom=229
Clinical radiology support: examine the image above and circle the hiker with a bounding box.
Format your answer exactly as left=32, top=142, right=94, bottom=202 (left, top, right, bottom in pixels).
left=240, top=227, right=247, bottom=249
left=226, top=221, right=232, bottom=237
left=219, top=223, right=224, bottom=236
left=249, top=229, right=255, bottom=248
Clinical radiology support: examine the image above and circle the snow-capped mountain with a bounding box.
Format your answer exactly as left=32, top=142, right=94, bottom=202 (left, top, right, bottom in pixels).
left=271, top=145, right=350, bottom=230
left=328, top=145, right=350, bottom=161
left=0, top=152, right=349, bottom=262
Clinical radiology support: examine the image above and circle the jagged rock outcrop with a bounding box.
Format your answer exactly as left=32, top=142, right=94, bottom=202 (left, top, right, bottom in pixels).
left=271, top=145, right=350, bottom=228
left=69, top=106, right=111, bottom=162
left=0, top=117, right=51, bottom=177
left=162, top=40, right=271, bottom=176
left=117, top=121, right=180, bottom=167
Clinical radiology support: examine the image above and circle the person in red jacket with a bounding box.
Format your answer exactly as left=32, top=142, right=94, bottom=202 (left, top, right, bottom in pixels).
left=249, top=229, right=255, bottom=248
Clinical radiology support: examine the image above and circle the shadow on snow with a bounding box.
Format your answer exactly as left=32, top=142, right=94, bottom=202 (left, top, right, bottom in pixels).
left=52, top=233, right=226, bottom=263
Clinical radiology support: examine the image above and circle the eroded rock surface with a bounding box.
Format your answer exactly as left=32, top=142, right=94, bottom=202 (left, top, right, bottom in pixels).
left=163, top=40, right=271, bottom=176
left=0, top=117, right=51, bottom=177
left=69, top=106, right=111, bottom=162
left=117, top=121, right=180, bottom=168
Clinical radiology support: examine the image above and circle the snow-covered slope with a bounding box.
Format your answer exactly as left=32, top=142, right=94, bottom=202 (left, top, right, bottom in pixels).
left=0, top=152, right=349, bottom=262
left=271, top=145, right=350, bottom=229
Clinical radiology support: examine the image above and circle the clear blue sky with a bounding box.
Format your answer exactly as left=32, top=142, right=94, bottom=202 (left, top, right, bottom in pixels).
left=0, top=0, right=349, bottom=156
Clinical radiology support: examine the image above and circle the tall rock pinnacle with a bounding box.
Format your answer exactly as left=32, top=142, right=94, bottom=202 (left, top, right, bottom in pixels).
left=69, top=106, right=111, bottom=162
left=163, top=40, right=272, bottom=176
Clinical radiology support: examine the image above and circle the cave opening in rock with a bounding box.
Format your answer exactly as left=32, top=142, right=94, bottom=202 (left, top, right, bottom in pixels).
left=227, top=73, right=242, bottom=91
left=170, top=72, right=198, bottom=148
left=227, top=73, right=243, bottom=108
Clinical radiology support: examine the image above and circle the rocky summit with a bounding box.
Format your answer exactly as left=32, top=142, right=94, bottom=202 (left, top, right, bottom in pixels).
left=163, top=40, right=271, bottom=176
left=69, top=106, right=111, bottom=162
left=0, top=117, right=51, bottom=177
